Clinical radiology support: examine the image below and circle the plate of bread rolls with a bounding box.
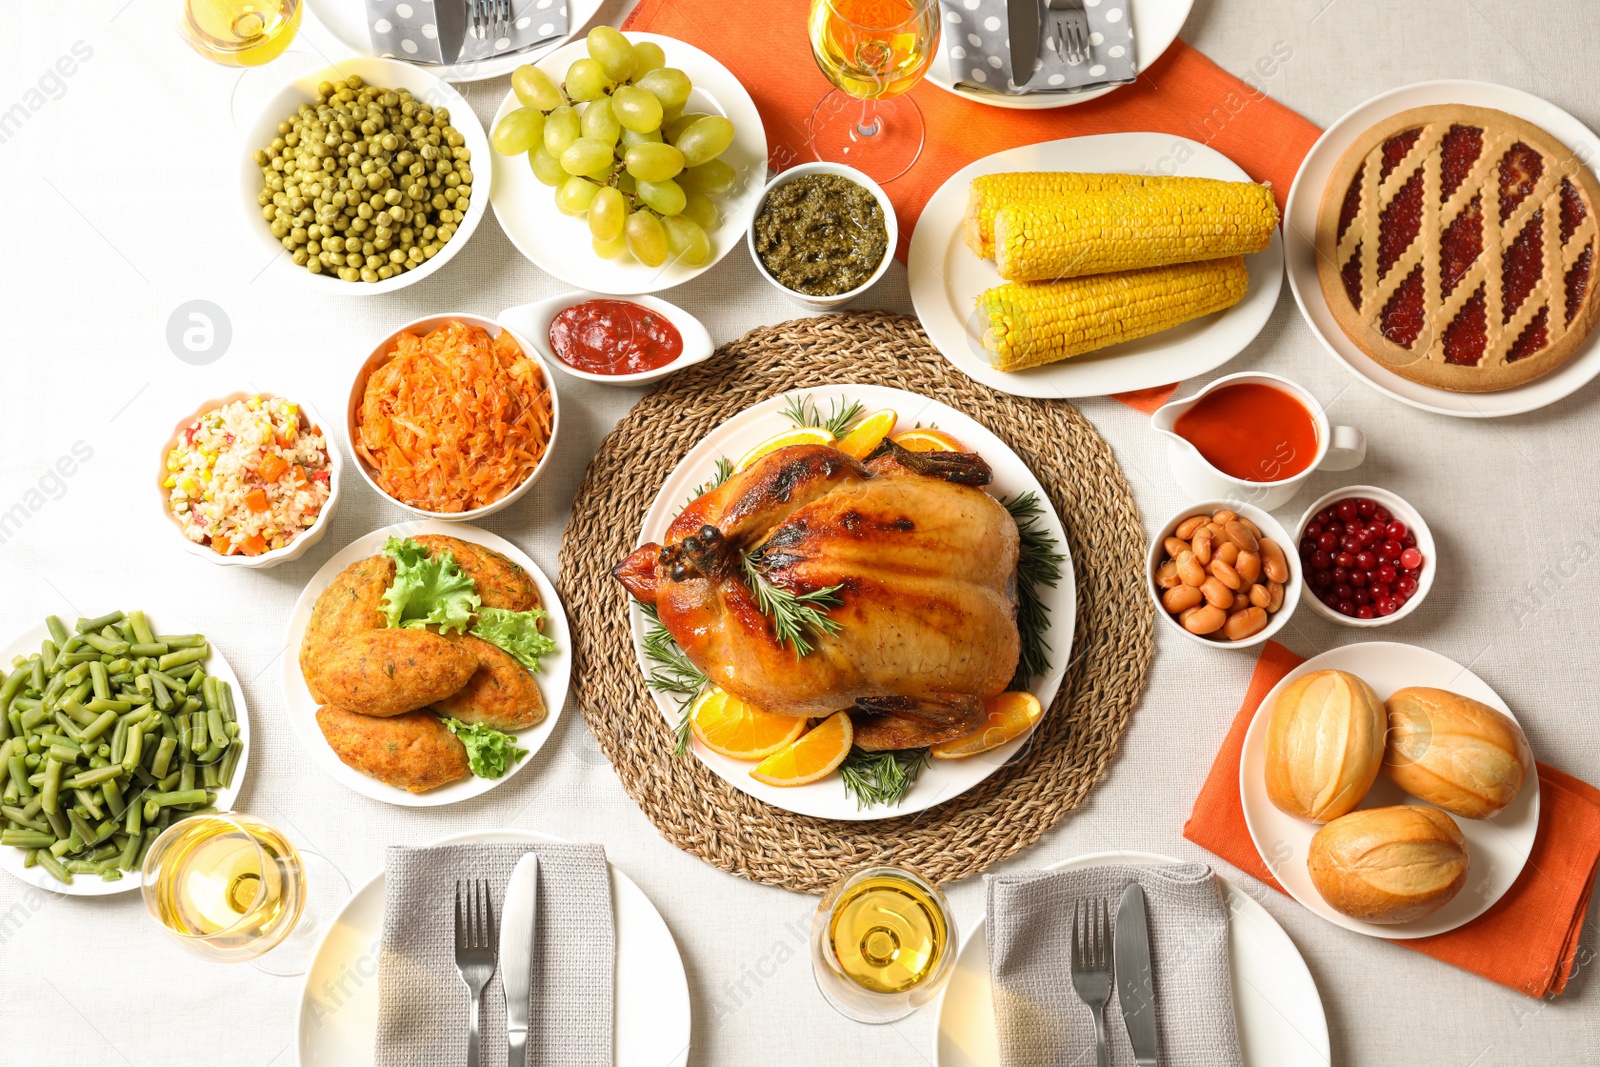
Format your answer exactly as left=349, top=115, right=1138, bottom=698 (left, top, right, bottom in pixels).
left=1238, top=641, right=1539, bottom=938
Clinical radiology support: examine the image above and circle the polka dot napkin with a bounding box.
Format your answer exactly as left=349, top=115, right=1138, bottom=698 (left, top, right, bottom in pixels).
left=938, top=0, right=1135, bottom=96
left=366, top=0, right=569, bottom=66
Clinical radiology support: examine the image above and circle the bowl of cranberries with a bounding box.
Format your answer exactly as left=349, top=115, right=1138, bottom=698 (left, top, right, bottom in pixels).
left=1293, top=486, right=1435, bottom=626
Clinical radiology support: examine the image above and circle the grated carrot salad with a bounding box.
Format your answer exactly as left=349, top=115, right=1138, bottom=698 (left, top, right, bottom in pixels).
left=355, top=321, right=553, bottom=513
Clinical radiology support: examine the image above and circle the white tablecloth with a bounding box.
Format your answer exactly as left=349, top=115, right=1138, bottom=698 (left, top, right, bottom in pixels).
left=2, top=1, right=1597, bottom=1064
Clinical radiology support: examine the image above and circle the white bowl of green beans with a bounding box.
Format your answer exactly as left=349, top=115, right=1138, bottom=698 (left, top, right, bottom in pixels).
left=0, top=611, right=251, bottom=895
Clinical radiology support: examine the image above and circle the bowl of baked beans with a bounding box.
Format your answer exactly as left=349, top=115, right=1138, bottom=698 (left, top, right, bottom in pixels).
left=1147, top=500, right=1302, bottom=649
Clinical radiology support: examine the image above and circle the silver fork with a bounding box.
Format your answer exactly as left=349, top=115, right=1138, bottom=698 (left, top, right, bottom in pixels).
left=1046, top=0, right=1091, bottom=66
left=1070, top=898, right=1114, bottom=1067
left=454, top=879, right=498, bottom=1067
left=468, top=0, right=511, bottom=42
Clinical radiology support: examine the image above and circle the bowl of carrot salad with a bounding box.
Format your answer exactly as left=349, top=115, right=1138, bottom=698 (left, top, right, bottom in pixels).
left=348, top=314, right=560, bottom=519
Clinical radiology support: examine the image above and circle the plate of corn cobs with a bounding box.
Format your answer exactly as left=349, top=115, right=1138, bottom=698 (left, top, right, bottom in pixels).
left=908, top=133, right=1285, bottom=399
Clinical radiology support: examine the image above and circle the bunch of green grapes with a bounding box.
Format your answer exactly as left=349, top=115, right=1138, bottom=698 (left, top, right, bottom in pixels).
left=490, top=28, right=738, bottom=268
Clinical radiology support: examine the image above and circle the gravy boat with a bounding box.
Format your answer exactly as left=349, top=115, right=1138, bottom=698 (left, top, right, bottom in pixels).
left=1151, top=371, right=1366, bottom=511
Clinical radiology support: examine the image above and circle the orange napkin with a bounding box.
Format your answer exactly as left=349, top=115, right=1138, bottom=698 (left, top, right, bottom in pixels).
left=1185, top=641, right=1600, bottom=997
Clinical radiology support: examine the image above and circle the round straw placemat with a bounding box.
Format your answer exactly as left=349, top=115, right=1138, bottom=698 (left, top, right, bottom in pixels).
left=558, top=311, right=1152, bottom=893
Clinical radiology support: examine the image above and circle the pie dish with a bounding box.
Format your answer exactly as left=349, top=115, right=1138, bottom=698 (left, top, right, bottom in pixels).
left=1315, top=104, right=1600, bottom=392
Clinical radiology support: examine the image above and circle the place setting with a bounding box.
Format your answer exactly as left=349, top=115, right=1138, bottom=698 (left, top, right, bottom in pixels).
left=9, top=1, right=1600, bottom=1065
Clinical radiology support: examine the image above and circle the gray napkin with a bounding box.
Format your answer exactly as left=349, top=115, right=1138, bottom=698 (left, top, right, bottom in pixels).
left=366, top=0, right=570, bottom=66
left=986, top=863, right=1241, bottom=1067
left=938, top=0, right=1137, bottom=96
left=377, top=843, right=614, bottom=1067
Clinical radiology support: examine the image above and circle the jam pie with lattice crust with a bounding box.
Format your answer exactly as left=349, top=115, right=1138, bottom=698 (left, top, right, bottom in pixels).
left=1316, top=105, right=1600, bottom=392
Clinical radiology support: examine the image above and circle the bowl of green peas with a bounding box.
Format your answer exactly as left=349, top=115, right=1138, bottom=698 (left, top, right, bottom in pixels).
left=0, top=611, right=250, bottom=895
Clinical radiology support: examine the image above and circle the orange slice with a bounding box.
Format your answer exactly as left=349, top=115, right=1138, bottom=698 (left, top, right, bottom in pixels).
left=734, top=425, right=835, bottom=472
left=891, top=427, right=967, bottom=453
left=930, top=691, right=1043, bottom=759
left=833, top=408, right=899, bottom=460
left=750, top=711, right=854, bottom=786
left=689, top=687, right=807, bottom=761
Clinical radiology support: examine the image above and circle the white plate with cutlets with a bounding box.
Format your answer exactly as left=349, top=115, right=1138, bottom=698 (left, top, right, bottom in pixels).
left=623, top=384, right=1075, bottom=821
left=280, top=521, right=568, bottom=807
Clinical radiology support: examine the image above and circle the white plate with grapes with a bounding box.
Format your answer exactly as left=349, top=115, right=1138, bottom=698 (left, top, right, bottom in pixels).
left=488, top=30, right=768, bottom=295
left=625, top=385, right=1076, bottom=822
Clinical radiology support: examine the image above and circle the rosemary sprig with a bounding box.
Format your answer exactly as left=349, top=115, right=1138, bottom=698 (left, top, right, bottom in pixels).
left=839, top=746, right=930, bottom=809
left=639, top=604, right=708, bottom=756
left=741, top=550, right=844, bottom=656
left=781, top=393, right=865, bottom=439
left=1001, top=491, right=1066, bottom=689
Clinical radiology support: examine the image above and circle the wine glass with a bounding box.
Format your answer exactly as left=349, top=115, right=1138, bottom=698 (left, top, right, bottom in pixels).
left=175, top=0, right=302, bottom=66
left=806, top=0, right=941, bottom=182
left=810, top=864, right=958, bottom=1023
left=141, top=811, right=348, bottom=976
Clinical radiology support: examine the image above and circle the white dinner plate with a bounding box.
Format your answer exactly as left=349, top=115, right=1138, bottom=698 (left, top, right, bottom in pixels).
left=628, top=384, right=1076, bottom=821
left=1239, top=642, right=1540, bottom=939
left=936, top=850, right=1330, bottom=1067
left=295, top=828, right=690, bottom=1067
left=908, top=132, right=1284, bottom=398
left=489, top=33, right=768, bottom=295
left=926, top=0, right=1193, bottom=109
left=0, top=616, right=252, bottom=896
left=280, top=522, right=569, bottom=807
left=1284, top=80, right=1600, bottom=417
left=304, top=0, right=605, bottom=82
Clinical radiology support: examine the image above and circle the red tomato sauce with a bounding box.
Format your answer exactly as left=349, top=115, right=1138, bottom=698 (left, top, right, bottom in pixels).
left=548, top=300, right=683, bottom=375
left=1173, top=382, right=1318, bottom=483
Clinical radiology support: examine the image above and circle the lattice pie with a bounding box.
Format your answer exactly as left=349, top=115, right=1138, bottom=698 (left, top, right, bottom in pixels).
left=1316, top=105, right=1600, bottom=392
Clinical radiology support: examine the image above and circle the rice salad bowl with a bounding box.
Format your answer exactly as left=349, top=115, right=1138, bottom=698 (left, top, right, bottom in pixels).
left=159, top=393, right=342, bottom=568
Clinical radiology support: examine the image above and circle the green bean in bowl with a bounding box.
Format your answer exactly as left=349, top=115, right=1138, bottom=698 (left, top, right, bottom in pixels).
left=0, top=611, right=247, bottom=889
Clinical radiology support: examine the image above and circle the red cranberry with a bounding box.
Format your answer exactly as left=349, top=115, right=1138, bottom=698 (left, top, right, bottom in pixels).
left=1317, top=508, right=1336, bottom=525
left=1336, top=599, right=1356, bottom=616
left=1317, top=532, right=1339, bottom=552
left=1356, top=605, right=1377, bottom=619
left=1332, top=567, right=1349, bottom=584
left=1381, top=539, right=1403, bottom=560
left=1336, top=500, right=1358, bottom=521
left=1300, top=537, right=1318, bottom=556
left=1373, top=506, right=1392, bottom=523
left=1320, top=588, right=1341, bottom=607
left=1376, top=597, right=1400, bottom=616
left=1371, top=582, right=1393, bottom=600
left=1305, top=521, right=1323, bottom=538
left=1402, top=533, right=1416, bottom=548
left=1396, top=576, right=1419, bottom=597
left=1400, top=547, right=1423, bottom=570
left=1355, top=551, right=1377, bottom=570
left=1335, top=552, right=1356, bottom=568
left=1333, top=581, right=1353, bottom=600
left=1357, top=498, right=1376, bottom=515
left=1311, top=569, right=1333, bottom=590
left=1376, top=563, right=1397, bottom=584
left=1350, top=570, right=1368, bottom=588
left=1311, top=550, right=1333, bottom=570
left=1385, top=520, right=1409, bottom=541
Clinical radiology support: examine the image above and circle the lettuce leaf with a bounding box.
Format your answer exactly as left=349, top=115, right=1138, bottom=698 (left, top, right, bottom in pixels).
left=441, top=718, right=527, bottom=779
left=469, top=606, right=557, bottom=671
left=380, top=536, right=480, bottom=634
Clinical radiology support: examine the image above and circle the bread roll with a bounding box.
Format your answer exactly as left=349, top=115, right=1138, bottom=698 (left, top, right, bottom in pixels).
left=1307, top=805, right=1469, bottom=924
left=1384, top=687, right=1532, bottom=819
left=1264, top=669, right=1385, bottom=822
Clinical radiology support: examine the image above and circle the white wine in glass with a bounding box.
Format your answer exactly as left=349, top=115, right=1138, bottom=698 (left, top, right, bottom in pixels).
left=177, top=0, right=302, bottom=66
left=811, top=865, right=956, bottom=1022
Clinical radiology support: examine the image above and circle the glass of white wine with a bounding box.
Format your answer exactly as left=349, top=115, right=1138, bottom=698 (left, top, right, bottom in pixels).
left=175, top=0, right=302, bottom=66
left=811, top=864, right=957, bottom=1023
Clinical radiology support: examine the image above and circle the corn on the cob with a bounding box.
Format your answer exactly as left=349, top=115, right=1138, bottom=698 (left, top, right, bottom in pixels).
left=976, top=257, right=1250, bottom=371
left=992, top=181, right=1278, bottom=283
left=963, top=172, right=1246, bottom=259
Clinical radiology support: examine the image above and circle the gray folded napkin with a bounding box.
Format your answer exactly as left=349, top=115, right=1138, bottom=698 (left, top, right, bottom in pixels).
left=938, top=0, right=1137, bottom=96
left=377, top=842, right=614, bottom=1067
left=366, top=0, right=570, bottom=66
left=986, top=862, right=1241, bottom=1067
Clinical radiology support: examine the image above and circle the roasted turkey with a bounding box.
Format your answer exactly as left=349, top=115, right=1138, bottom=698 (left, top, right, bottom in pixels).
left=614, top=441, right=1021, bottom=750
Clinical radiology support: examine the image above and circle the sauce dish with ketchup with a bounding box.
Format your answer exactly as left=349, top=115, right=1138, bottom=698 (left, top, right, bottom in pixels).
left=1151, top=372, right=1366, bottom=510
left=499, top=292, right=715, bottom=387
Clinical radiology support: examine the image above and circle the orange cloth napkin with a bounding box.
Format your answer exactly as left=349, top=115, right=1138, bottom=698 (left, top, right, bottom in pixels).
left=1185, top=641, right=1600, bottom=997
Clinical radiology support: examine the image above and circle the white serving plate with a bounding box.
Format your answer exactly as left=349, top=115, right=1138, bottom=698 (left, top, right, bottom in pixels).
left=280, top=522, right=569, bottom=807
left=489, top=33, right=768, bottom=295
left=936, top=850, right=1330, bottom=1067
left=908, top=132, right=1283, bottom=398
left=628, top=384, right=1076, bottom=821
left=1284, top=80, right=1600, bottom=417
left=295, top=828, right=690, bottom=1067
left=304, top=0, right=605, bottom=82
left=1239, top=642, right=1541, bottom=938
left=926, top=0, right=1192, bottom=109
left=0, top=617, right=252, bottom=896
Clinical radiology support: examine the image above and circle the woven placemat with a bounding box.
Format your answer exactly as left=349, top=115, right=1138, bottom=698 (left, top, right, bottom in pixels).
left=557, top=311, right=1152, bottom=893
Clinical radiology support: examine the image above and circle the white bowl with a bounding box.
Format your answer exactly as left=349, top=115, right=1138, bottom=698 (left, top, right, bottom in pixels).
left=746, top=161, right=897, bottom=311
left=346, top=313, right=561, bottom=520
left=239, top=58, right=491, bottom=296
left=1146, top=500, right=1303, bottom=650
left=156, top=392, right=343, bottom=569
left=497, top=292, right=715, bottom=387
left=1292, top=485, right=1437, bottom=627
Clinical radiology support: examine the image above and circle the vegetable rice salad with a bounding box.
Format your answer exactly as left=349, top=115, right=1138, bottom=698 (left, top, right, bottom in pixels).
left=165, top=396, right=332, bottom=556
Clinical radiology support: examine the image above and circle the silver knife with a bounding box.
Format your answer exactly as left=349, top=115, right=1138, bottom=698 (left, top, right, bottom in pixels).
left=1005, top=0, right=1040, bottom=87
left=500, top=854, right=540, bottom=1067
left=1115, top=882, right=1160, bottom=1067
